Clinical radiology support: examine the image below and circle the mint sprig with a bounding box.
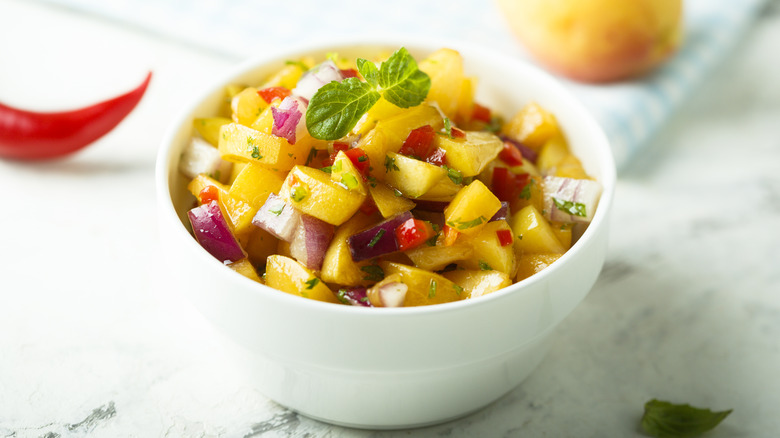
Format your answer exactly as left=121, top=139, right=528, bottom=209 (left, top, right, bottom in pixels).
left=640, top=399, right=732, bottom=438
left=306, top=47, right=431, bottom=140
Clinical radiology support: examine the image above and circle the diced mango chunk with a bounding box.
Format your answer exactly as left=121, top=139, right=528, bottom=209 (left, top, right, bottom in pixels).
left=515, top=254, right=561, bottom=282
left=331, top=151, right=367, bottom=196
left=231, top=87, right=267, bottom=127
left=458, top=220, right=516, bottom=276
left=444, top=180, right=502, bottom=235
left=227, top=259, right=263, bottom=283
left=443, top=269, right=512, bottom=299
left=194, top=117, right=232, bottom=147
left=405, top=240, right=473, bottom=271
left=321, top=213, right=378, bottom=286
left=419, top=48, right=466, bottom=119
left=501, top=102, right=561, bottom=152
left=510, top=205, right=566, bottom=255
left=265, top=255, right=338, bottom=303
left=368, top=183, right=416, bottom=218
left=380, top=262, right=463, bottom=306
left=218, top=123, right=311, bottom=171
left=384, top=152, right=447, bottom=198
left=436, top=131, right=503, bottom=177
left=279, top=165, right=365, bottom=225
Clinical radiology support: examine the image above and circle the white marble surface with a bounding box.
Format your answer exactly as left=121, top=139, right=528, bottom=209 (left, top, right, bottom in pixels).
left=1, top=0, right=779, bottom=437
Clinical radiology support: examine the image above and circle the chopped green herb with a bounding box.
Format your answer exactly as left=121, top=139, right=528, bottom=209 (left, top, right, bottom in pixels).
left=358, top=155, right=368, bottom=162
left=331, top=160, right=343, bottom=172
left=384, top=155, right=399, bottom=172
left=479, top=260, right=492, bottom=271
left=517, top=234, right=523, bottom=240
left=428, top=280, right=437, bottom=298
left=301, top=291, right=309, bottom=298
left=251, top=145, right=262, bottom=159
left=290, top=186, right=307, bottom=202
left=485, top=115, right=503, bottom=133
left=307, top=47, right=431, bottom=140
left=336, top=289, right=350, bottom=304
left=341, top=173, right=359, bottom=190
left=640, top=399, right=732, bottom=438
left=443, top=117, right=453, bottom=138
left=285, top=60, right=309, bottom=71
left=320, top=166, right=332, bottom=174
left=553, top=197, right=587, bottom=217
left=360, top=296, right=370, bottom=303
left=268, top=200, right=285, bottom=216
left=446, top=216, right=485, bottom=230
left=305, top=147, right=318, bottom=165
left=304, top=278, right=320, bottom=290
left=361, top=265, right=385, bottom=282
left=326, top=52, right=341, bottom=63
left=519, top=178, right=534, bottom=200
left=367, top=229, right=385, bottom=248
left=443, top=165, right=463, bottom=185
left=367, top=176, right=378, bottom=188
left=287, top=152, right=294, bottom=157
left=453, top=284, right=463, bottom=296
left=393, top=188, right=403, bottom=197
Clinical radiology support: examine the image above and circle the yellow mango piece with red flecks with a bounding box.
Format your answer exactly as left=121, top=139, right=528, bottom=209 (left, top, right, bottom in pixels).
left=501, top=102, right=561, bottom=152
left=510, top=205, right=566, bottom=255
left=515, top=254, right=561, bottom=282
left=375, top=104, right=444, bottom=151
left=458, top=220, right=516, bottom=276
left=265, top=255, right=338, bottom=303
left=444, top=180, right=502, bottom=236
left=218, top=123, right=311, bottom=171
left=442, top=269, right=512, bottom=299
left=279, top=165, right=365, bottom=225
left=227, top=259, right=263, bottom=283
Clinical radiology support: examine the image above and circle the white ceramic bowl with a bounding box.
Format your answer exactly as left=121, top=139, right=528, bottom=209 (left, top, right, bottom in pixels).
left=156, top=39, right=615, bottom=429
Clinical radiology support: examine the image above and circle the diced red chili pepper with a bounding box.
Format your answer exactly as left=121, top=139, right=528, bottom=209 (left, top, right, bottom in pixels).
left=496, top=229, right=513, bottom=247
left=399, top=125, right=436, bottom=159
left=257, top=87, right=291, bottom=104
left=425, top=147, right=446, bottom=166
left=198, top=185, right=220, bottom=205
left=450, top=127, right=467, bottom=139
left=395, top=218, right=436, bottom=251
left=442, top=225, right=459, bottom=246
left=322, top=141, right=350, bottom=166
left=344, top=147, right=370, bottom=178
left=472, top=103, right=492, bottom=123
left=359, top=196, right=378, bottom=216
left=491, top=167, right=516, bottom=202
left=340, top=68, right=359, bottom=78
left=499, top=140, right=524, bottom=166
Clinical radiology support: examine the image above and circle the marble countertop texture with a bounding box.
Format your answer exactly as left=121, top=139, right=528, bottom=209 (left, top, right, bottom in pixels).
left=1, top=0, right=779, bottom=437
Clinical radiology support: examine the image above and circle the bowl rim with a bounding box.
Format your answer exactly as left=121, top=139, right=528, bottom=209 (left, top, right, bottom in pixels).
left=155, top=36, right=616, bottom=318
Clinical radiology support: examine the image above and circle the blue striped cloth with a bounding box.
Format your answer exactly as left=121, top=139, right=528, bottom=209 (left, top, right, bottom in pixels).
left=42, top=0, right=767, bottom=170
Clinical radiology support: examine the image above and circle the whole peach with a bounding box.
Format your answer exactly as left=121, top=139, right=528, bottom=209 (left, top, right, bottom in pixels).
left=497, top=0, right=683, bottom=83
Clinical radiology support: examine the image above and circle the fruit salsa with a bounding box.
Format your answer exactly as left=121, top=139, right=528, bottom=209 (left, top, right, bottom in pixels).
left=179, top=47, right=602, bottom=307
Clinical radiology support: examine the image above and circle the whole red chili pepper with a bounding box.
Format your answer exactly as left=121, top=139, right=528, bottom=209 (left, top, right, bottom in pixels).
left=0, top=72, right=152, bottom=160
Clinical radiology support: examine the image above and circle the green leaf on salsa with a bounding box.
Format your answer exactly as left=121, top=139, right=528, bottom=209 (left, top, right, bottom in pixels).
left=306, top=78, right=380, bottom=141
left=640, top=399, right=732, bottom=438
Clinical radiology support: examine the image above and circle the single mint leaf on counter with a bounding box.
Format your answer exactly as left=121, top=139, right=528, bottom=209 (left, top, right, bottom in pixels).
left=306, top=78, right=380, bottom=140
left=378, top=47, right=431, bottom=108
left=357, top=58, right=379, bottom=88
left=640, top=399, right=732, bottom=438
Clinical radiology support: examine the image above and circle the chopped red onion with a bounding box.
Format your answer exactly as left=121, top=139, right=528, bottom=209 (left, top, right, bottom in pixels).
left=489, top=202, right=510, bottom=222
left=289, top=214, right=335, bottom=270
left=252, top=193, right=301, bottom=241
left=292, top=60, right=345, bottom=101
left=369, top=282, right=407, bottom=307
left=178, top=137, right=232, bottom=182
left=347, top=211, right=413, bottom=262
left=337, top=287, right=373, bottom=307
left=542, top=176, right=602, bottom=223
left=188, top=201, right=245, bottom=263
left=272, top=96, right=303, bottom=144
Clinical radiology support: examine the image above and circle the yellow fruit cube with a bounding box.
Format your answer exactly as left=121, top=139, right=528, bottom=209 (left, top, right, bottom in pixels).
left=417, top=176, right=461, bottom=202
left=228, top=162, right=285, bottom=208
left=231, top=87, right=267, bottom=127
left=331, top=151, right=367, bottom=196
left=555, top=154, right=590, bottom=180
left=243, top=227, right=279, bottom=267
left=510, top=205, right=566, bottom=255
left=259, top=59, right=311, bottom=89
left=194, top=117, right=232, bottom=147
left=435, top=131, right=503, bottom=177
left=265, top=255, right=338, bottom=303
left=368, top=183, right=416, bottom=218
left=321, top=213, right=378, bottom=286
left=515, top=254, right=561, bottom=282
left=227, top=259, right=263, bottom=283
left=380, top=262, right=463, bottom=306
left=375, top=104, right=444, bottom=150
left=501, top=102, right=561, bottom=152
left=536, top=135, right=570, bottom=174
left=419, top=48, right=465, bottom=119
left=550, top=222, right=573, bottom=250
left=405, top=241, right=473, bottom=271
left=444, top=180, right=502, bottom=235
left=442, top=269, right=512, bottom=299
left=384, top=152, right=447, bottom=198
left=458, top=220, right=516, bottom=276
left=218, top=123, right=311, bottom=171
left=279, top=165, right=365, bottom=225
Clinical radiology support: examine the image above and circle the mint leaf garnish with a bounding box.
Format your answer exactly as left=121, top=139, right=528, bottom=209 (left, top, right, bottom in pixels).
left=357, top=58, right=379, bottom=88
left=306, top=78, right=380, bottom=141
left=306, top=47, right=431, bottom=141
left=640, top=399, right=732, bottom=438
left=378, top=47, right=431, bottom=108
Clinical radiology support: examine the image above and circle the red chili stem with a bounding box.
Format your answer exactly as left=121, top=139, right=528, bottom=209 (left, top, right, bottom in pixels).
left=0, top=72, right=152, bottom=160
